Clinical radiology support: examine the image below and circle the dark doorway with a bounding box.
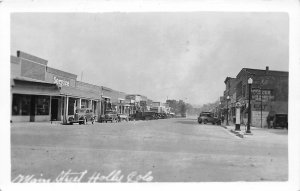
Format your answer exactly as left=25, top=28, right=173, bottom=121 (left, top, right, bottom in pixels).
left=29, top=95, right=36, bottom=122
left=51, top=99, right=58, bottom=121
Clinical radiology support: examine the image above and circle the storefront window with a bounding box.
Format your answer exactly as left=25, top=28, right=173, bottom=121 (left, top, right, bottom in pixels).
left=12, top=94, right=31, bottom=115
left=36, top=96, right=50, bottom=115
left=81, top=99, right=88, bottom=108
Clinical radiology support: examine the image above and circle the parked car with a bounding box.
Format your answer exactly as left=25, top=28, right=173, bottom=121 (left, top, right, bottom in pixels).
left=128, top=113, right=136, bottom=121
left=143, top=111, right=157, bottom=120
left=130, top=111, right=157, bottom=120
left=160, top=113, right=168, bottom=119
left=99, top=110, right=118, bottom=123
left=198, top=112, right=220, bottom=125
left=68, top=108, right=96, bottom=125
left=118, top=113, right=129, bottom=122
left=272, top=114, right=288, bottom=129
left=169, top=113, right=175, bottom=118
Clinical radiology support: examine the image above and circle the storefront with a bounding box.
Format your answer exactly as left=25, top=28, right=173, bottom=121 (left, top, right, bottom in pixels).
left=11, top=51, right=101, bottom=123
left=11, top=77, right=61, bottom=122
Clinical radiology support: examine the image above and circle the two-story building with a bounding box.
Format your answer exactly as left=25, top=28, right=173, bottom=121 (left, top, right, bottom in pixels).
left=221, top=66, right=288, bottom=127
left=235, top=67, right=288, bottom=127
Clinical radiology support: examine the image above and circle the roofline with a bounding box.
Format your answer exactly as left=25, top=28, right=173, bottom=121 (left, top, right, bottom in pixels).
left=242, top=67, right=288, bottom=73
left=224, top=77, right=235, bottom=84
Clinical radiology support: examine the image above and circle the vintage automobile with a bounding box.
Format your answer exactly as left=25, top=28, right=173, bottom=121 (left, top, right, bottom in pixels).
left=198, top=112, right=221, bottom=125
left=143, top=111, right=157, bottom=120
left=128, top=113, right=136, bottom=121
left=128, top=111, right=157, bottom=121
left=68, top=108, right=96, bottom=125
left=99, top=110, right=119, bottom=123
left=118, top=113, right=129, bottom=122
left=272, top=114, right=288, bottom=129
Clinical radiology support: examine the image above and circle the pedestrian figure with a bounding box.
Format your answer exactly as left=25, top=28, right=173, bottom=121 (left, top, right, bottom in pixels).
left=221, top=115, right=225, bottom=124
left=267, top=112, right=275, bottom=129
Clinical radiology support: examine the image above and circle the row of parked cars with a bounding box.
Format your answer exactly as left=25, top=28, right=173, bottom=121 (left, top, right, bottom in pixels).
left=68, top=108, right=174, bottom=125
left=197, top=111, right=288, bottom=129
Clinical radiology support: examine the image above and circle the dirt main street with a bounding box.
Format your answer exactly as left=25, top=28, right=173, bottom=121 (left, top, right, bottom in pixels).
left=11, top=118, right=288, bottom=182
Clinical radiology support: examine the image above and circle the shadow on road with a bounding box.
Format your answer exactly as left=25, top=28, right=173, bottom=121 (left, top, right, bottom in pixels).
left=175, top=120, right=198, bottom=125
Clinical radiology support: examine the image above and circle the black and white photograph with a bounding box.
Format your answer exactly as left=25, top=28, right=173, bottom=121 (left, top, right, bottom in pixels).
left=1, top=0, right=300, bottom=190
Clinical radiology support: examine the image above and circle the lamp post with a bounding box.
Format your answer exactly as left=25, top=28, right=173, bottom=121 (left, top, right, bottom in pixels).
left=246, top=77, right=253, bottom=134
left=219, top=102, right=221, bottom=118
left=226, top=95, right=230, bottom=126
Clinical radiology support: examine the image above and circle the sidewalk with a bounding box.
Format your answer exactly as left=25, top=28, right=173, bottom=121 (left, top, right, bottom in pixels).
left=11, top=121, right=64, bottom=128
left=220, top=122, right=288, bottom=139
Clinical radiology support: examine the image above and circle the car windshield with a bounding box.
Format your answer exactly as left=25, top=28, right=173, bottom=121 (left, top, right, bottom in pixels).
left=200, top=113, right=213, bottom=117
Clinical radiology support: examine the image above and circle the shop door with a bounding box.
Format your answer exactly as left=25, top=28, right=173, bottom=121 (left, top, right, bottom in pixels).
left=29, top=95, right=36, bottom=122
left=51, top=99, right=58, bottom=121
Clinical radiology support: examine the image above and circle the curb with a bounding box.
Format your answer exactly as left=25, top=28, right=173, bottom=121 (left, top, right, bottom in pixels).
left=221, top=124, right=244, bottom=138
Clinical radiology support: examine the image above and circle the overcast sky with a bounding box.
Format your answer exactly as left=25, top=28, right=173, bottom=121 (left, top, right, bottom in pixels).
left=11, top=12, right=289, bottom=106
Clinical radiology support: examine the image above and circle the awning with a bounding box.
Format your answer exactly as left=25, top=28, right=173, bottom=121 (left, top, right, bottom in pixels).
left=60, top=86, right=100, bottom=100
left=11, top=78, right=61, bottom=96
left=11, top=77, right=101, bottom=101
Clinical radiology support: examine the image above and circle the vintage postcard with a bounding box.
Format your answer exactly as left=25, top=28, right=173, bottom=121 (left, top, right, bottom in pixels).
left=1, top=0, right=300, bottom=191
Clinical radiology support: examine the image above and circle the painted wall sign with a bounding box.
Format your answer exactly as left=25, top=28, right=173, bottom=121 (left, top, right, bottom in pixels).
left=252, top=89, right=274, bottom=102
left=53, top=76, right=70, bottom=87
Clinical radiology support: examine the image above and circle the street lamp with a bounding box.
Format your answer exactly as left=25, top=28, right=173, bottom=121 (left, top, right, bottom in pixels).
left=247, top=77, right=253, bottom=134
left=219, top=102, right=221, bottom=118
left=226, top=95, right=230, bottom=126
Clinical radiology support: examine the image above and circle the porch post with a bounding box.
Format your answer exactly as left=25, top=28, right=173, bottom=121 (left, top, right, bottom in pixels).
left=63, top=95, right=69, bottom=125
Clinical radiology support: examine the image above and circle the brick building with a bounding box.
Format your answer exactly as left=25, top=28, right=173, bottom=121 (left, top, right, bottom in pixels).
left=221, top=77, right=238, bottom=123
left=220, top=66, right=288, bottom=127
left=236, top=67, right=288, bottom=127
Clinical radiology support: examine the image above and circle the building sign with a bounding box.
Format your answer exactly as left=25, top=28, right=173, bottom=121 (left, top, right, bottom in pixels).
left=53, top=76, right=70, bottom=87
left=253, top=104, right=267, bottom=110
left=252, top=89, right=274, bottom=102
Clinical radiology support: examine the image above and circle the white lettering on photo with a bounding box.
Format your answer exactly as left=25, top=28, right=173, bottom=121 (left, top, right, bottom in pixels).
left=12, top=170, right=154, bottom=183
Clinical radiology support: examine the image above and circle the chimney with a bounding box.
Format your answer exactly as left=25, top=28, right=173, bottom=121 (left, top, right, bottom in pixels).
left=266, top=66, right=269, bottom=74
